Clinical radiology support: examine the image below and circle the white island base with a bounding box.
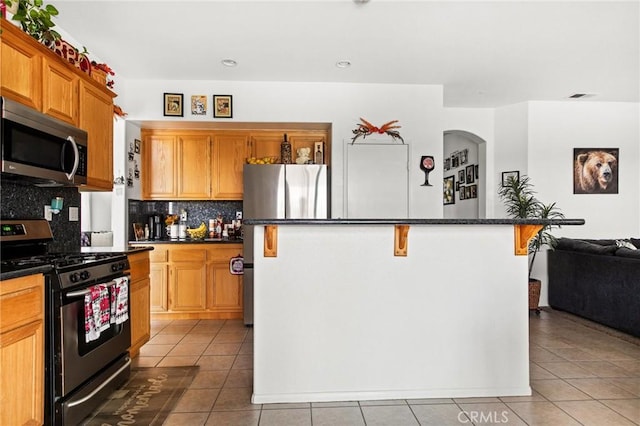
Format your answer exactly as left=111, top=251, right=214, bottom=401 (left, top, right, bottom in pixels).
left=251, top=222, right=540, bottom=404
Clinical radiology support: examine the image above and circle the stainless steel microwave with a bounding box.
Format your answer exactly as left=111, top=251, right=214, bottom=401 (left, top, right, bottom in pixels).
left=1, top=97, right=88, bottom=186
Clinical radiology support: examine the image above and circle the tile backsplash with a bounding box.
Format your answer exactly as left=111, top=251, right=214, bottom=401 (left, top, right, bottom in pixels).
left=128, top=200, right=242, bottom=241
left=1, top=179, right=81, bottom=252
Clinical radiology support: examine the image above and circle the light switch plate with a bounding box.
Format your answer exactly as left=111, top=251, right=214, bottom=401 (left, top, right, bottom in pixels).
left=44, top=205, right=52, bottom=221
left=69, top=207, right=79, bottom=221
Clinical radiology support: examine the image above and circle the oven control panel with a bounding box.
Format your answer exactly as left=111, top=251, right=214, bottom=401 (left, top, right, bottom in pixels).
left=1, top=223, right=26, bottom=236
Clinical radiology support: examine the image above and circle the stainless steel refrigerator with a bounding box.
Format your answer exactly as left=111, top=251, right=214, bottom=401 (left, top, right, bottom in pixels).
left=243, top=164, right=329, bottom=325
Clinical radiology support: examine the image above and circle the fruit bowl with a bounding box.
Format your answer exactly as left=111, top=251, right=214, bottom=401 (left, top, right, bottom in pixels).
left=246, top=156, right=278, bottom=165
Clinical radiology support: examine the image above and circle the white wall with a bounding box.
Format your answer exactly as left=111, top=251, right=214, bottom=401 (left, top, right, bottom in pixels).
left=528, top=101, right=640, bottom=239
left=118, top=80, right=444, bottom=218
left=526, top=101, right=639, bottom=306
left=493, top=103, right=530, bottom=217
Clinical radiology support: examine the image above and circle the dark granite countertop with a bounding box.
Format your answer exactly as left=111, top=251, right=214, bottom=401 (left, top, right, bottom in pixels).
left=1, top=265, right=52, bottom=282
left=129, top=238, right=243, bottom=245
left=244, top=218, right=585, bottom=226
left=80, top=246, right=155, bottom=254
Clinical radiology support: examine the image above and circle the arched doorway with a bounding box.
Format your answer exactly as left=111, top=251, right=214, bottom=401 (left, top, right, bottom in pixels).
left=443, top=130, right=487, bottom=219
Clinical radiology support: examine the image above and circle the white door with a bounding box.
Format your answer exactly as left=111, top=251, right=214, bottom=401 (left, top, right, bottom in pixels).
left=345, top=142, right=409, bottom=218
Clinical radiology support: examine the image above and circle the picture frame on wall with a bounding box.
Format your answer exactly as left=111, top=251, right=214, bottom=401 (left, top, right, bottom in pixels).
left=458, top=169, right=465, bottom=184
left=461, top=149, right=469, bottom=165
left=475, top=164, right=479, bottom=179
left=466, top=165, right=475, bottom=184
left=573, top=148, right=619, bottom=194
left=460, top=186, right=466, bottom=200
left=443, top=176, right=455, bottom=205
left=501, top=170, right=520, bottom=187
left=163, top=93, right=183, bottom=117
left=213, top=95, right=233, bottom=118
left=470, top=184, right=477, bottom=199
left=191, top=95, right=207, bottom=115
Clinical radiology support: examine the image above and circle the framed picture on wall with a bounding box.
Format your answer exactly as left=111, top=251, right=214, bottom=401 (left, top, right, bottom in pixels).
left=501, top=170, right=520, bottom=187
left=573, top=148, right=619, bottom=194
left=460, top=186, right=466, bottom=200
left=443, top=176, right=455, bottom=205
left=466, top=165, right=475, bottom=184
left=458, top=170, right=465, bottom=183
left=163, top=93, right=183, bottom=117
left=213, top=95, right=233, bottom=118
left=461, top=149, right=469, bottom=165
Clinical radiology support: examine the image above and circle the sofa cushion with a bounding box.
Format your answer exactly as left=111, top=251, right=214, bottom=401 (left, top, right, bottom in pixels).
left=555, top=238, right=618, bottom=255
left=616, top=247, right=640, bottom=259
left=630, top=238, right=640, bottom=248
left=581, top=239, right=618, bottom=246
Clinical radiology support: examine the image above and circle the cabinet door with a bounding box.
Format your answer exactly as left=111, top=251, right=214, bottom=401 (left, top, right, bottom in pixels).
left=213, top=134, right=251, bottom=200
left=0, top=274, right=44, bottom=426
left=0, top=23, right=42, bottom=110
left=42, top=57, right=79, bottom=125
left=0, top=321, right=44, bottom=426
left=207, top=262, right=243, bottom=312
left=169, top=263, right=207, bottom=311
left=142, top=135, right=177, bottom=199
left=130, top=276, right=150, bottom=355
left=79, top=81, right=114, bottom=190
left=177, top=134, right=212, bottom=199
left=251, top=132, right=283, bottom=160
left=150, top=263, right=168, bottom=312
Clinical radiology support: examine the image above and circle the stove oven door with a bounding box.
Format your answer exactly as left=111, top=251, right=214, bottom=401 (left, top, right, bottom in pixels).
left=56, top=275, right=132, bottom=424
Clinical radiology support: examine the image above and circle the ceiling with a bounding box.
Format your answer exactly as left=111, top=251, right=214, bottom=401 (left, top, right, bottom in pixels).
left=49, top=0, right=639, bottom=108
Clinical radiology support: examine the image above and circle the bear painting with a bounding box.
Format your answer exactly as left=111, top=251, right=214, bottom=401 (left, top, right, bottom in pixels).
left=573, top=148, right=619, bottom=194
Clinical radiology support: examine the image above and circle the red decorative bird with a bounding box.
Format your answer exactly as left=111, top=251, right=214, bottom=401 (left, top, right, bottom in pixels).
left=351, top=118, right=404, bottom=144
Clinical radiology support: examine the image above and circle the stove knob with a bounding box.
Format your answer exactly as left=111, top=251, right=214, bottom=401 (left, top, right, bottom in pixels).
left=70, top=272, right=80, bottom=283
left=80, top=271, right=90, bottom=281
left=111, top=263, right=118, bottom=272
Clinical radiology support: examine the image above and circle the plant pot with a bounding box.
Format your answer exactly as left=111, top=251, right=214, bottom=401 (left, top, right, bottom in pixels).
left=529, top=278, right=541, bottom=314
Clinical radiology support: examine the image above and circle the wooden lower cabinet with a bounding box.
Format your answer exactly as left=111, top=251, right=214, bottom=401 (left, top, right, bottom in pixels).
left=145, top=244, right=243, bottom=319
left=0, top=274, right=44, bottom=426
left=127, top=251, right=151, bottom=358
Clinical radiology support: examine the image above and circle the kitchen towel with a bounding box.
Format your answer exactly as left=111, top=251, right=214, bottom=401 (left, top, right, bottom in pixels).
left=85, top=284, right=111, bottom=343
left=110, top=276, right=129, bottom=325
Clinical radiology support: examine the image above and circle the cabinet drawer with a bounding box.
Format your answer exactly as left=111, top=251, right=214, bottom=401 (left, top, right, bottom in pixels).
left=128, top=257, right=150, bottom=280
left=170, top=249, right=207, bottom=263
left=0, top=275, right=44, bottom=332
left=149, top=247, right=168, bottom=262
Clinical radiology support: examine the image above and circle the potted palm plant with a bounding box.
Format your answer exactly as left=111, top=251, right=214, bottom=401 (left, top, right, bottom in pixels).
left=498, top=174, right=565, bottom=314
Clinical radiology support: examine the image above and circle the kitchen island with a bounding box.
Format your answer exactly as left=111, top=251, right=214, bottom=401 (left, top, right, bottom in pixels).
left=246, top=218, right=584, bottom=404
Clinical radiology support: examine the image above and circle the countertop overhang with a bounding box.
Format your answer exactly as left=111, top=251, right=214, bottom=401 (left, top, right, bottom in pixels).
left=244, top=218, right=585, bottom=226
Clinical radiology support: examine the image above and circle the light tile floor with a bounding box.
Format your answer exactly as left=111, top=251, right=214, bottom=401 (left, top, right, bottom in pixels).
left=132, top=309, right=640, bottom=425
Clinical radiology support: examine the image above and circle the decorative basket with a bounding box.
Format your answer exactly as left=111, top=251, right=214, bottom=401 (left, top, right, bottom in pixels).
left=91, top=68, right=107, bottom=85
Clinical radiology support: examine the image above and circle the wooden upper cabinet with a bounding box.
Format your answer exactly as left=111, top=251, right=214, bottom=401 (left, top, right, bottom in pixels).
left=42, top=57, right=79, bottom=125
left=0, top=21, right=42, bottom=110
left=142, top=134, right=178, bottom=199
left=177, top=134, right=212, bottom=199
left=213, top=134, right=250, bottom=200
left=1, top=21, right=116, bottom=191
left=250, top=132, right=284, bottom=160
left=79, top=81, right=114, bottom=190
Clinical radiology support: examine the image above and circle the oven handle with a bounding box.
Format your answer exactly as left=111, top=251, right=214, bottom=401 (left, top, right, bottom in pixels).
left=66, top=356, right=131, bottom=408
left=65, top=288, right=92, bottom=298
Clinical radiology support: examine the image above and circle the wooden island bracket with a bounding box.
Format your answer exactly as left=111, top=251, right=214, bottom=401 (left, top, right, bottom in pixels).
left=264, top=225, right=278, bottom=257
left=394, top=225, right=410, bottom=256
left=513, top=224, right=543, bottom=256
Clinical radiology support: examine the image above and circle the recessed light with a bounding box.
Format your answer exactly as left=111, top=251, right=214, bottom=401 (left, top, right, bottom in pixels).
left=336, top=60, right=351, bottom=68
left=221, top=59, right=238, bottom=67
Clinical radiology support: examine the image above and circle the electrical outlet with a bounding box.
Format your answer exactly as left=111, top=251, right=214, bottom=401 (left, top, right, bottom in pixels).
left=44, top=205, right=52, bottom=221
left=69, top=207, right=79, bottom=221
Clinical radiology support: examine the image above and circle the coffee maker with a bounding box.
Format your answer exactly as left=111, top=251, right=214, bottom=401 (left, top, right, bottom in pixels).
left=149, top=214, right=164, bottom=240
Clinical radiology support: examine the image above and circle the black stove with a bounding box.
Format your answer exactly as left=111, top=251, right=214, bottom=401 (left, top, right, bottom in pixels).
left=1, top=219, right=128, bottom=288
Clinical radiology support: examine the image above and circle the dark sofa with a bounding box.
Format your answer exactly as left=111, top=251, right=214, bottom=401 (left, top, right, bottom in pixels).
left=548, top=237, right=640, bottom=338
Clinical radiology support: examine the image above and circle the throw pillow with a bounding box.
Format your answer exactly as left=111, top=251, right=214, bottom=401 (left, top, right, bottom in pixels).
left=616, top=239, right=637, bottom=250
